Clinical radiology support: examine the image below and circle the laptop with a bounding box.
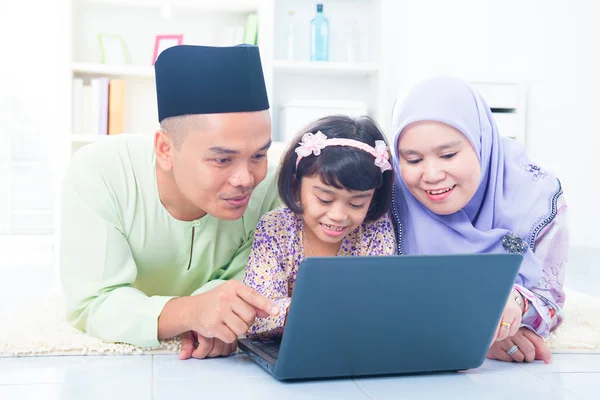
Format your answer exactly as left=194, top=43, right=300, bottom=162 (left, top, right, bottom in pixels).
left=238, top=253, right=523, bottom=381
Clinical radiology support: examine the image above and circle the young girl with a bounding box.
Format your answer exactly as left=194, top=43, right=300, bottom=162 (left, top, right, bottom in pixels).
left=243, top=115, right=397, bottom=338
left=390, top=76, right=567, bottom=363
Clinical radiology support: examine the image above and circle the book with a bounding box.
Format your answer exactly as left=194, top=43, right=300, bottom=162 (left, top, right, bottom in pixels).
left=91, top=77, right=109, bottom=136
left=71, top=78, right=84, bottom=134
left=108, top=79, right=126, bottom=135
left=243, top=14, right=259, bottom=45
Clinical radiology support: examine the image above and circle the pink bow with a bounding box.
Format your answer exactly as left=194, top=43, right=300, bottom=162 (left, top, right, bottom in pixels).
left=373, top=140, right=392, bottom=172
left=295, top=131, right=328, bottom=158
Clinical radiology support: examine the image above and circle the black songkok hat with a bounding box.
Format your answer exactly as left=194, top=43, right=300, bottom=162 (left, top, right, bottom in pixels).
left=154, top=44, right=270, bottom=123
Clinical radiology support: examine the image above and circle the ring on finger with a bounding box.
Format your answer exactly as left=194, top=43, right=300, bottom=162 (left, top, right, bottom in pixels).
left=506, top=344, right=519, bottom=356
left=500, top=321, right=511, bottom=329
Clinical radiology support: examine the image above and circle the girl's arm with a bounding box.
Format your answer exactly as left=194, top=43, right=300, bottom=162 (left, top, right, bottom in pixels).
left=242, top=212, right=292, bottom=338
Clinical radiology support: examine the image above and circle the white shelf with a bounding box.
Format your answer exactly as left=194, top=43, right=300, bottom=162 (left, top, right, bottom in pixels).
left=72, top=62, right=154, bottom=79
left=11, top=209, right=53, bottom=216
left=73, top=61, right=382, bottom=80
left=77, top=0, right=260, bottom=13
left=71, top=134, right=111, bottom=143
left=8, top=161, right=40, bottom=168
left=272, top=60, right=381, bottom=77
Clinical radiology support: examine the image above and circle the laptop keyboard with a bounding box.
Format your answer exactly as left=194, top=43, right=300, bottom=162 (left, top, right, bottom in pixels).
left=252, top=338, right=281, bottom=359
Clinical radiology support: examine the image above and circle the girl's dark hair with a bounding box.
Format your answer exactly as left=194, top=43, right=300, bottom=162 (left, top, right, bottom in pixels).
left=277, top=114, right=394, bottom=222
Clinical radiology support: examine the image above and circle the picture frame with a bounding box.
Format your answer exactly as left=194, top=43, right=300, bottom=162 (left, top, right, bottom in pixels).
left=98, top=34, right=129, bottom=65
left=152, top=34, right=184, bottom=65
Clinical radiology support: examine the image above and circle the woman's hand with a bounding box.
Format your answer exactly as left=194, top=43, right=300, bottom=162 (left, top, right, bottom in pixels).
left=492, top=290, right=524, bottom=343
left=487, top=327, right=552, bottom=363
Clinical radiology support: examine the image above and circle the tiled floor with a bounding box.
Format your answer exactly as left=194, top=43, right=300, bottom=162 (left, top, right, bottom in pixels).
left=1, top=248, right=600, bottom=399
left=1, top=353, right=599, bottom=399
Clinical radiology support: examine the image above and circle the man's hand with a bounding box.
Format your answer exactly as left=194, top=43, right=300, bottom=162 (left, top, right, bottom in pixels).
left=487, top=327, right=552, bottom=363
left=185, top=280, right=280, bottom=344
left=179, top=331, right=237, bottom=360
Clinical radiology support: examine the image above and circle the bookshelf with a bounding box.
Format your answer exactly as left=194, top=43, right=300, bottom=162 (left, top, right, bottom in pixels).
left=60, top=0, right=391, bottom=194
left=268, top=0, right=388, bottom=143
left=56, top=2, right=391, bottom=264
left=57, top=0, right=391, bottom=260
left=65, top=0, right=389, bottom=147
left=67, top=0, right=272, bottom=149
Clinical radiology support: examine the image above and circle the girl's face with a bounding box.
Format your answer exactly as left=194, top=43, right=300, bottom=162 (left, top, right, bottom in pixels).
left=397, top=121, right=481, bottom=215
left=299, top=175, right=375, bottom=252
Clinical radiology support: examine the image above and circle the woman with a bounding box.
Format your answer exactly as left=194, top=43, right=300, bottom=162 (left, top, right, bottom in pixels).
left=390, top=76, right=567, bottom=363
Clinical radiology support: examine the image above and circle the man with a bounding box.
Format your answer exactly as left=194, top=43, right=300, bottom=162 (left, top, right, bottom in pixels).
left=59, top=44, right=281, bottom=360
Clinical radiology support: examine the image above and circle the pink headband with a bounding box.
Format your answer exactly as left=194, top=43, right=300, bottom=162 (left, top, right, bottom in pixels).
left=295, top=131, right=392, bottom=173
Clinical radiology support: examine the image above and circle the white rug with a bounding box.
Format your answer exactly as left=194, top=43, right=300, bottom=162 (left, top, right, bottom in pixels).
left=1, top=288, right=599, bottom=357
left=0, top=289, right=182, bottom=357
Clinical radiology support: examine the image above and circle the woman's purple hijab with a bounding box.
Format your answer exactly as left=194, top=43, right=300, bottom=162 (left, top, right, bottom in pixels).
left=391, top=76, right=563, bottom=288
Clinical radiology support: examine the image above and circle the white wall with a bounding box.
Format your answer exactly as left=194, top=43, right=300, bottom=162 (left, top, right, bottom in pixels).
left=1, top=0, right=595, bottom=250
left=0, top=0, right=70, bottom=252
left=383, top=0, right=596, bottom=248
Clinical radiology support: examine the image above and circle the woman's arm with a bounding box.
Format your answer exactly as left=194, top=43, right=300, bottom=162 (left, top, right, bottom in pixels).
left=515, top=198, right=568, bottom=337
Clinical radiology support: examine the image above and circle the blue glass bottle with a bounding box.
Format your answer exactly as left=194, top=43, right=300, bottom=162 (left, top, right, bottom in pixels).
left=310, top=3, right=329, bottom=61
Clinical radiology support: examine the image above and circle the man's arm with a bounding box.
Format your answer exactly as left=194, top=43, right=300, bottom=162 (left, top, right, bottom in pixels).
left=190, top=167, right=281, bottom=296
left=189, top=229, right=254, bottom=296
left=155, top=228, right=262, bottom=341
left=157, top=168, right=282, bottom=346
left=157, top=220, right=279, bottom=341
left=59, top=155, right=178, bottom=348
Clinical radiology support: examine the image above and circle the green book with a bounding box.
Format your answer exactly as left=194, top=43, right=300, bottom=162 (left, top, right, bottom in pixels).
left=243, top=13, right=259, bottom=45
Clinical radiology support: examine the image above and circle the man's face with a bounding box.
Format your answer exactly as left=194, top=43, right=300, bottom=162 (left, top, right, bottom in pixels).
left=170, top=111, right=272, bottom=220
